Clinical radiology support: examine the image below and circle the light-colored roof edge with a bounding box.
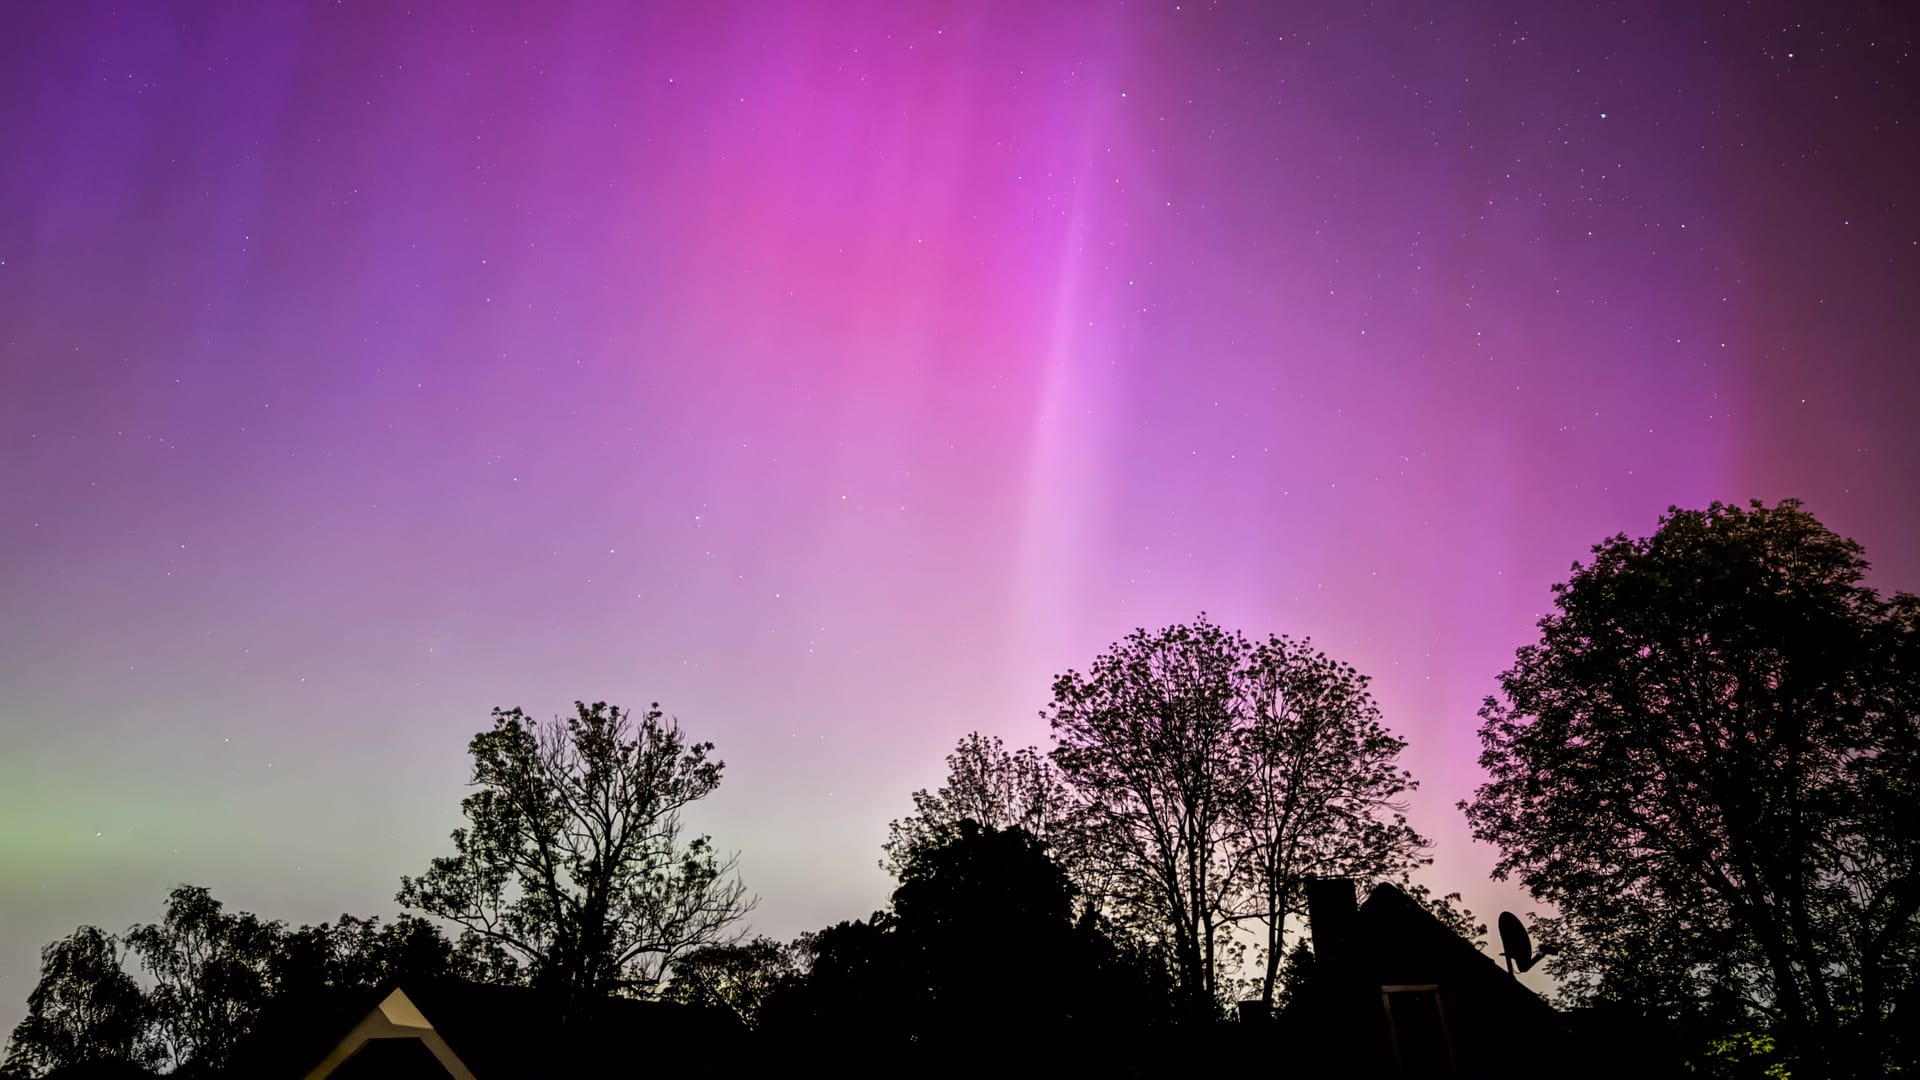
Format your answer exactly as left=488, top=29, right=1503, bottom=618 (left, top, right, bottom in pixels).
left=301, top=987, right=480, bottom=1080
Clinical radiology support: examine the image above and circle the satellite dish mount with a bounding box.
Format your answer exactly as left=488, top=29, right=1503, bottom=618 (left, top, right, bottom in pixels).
left=1497, top=911, right=1554, bottom=975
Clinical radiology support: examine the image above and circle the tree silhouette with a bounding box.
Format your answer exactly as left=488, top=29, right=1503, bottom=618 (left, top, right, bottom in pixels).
left=1047, top=619, right=1248, bottom=1017
left=1462, top=500, right=1920, bottom=1075
left=659, top=936, right=799, bottom=1029
left=1399, top=882, right=1486, bottom=947
left=881, top=732, right=1069, bottom=877
left=397, top=701, right=755, bottom=999
left=1047, top=616, right=1433, bottom=1016
left=3, top=888, right=480, bottom=1078
left=1230, top=634, right=1432, bottom=1009
left=766, top=821, right=1177, bottom=1075
left=222, top=913, right=480, bottom=1079
left=124, top=886, right=280, bottom=1075
left=890, top=821, right=1083, bottom=1051
left=759, top=916, right=913, bottom=1070
left=1271, top=938, right=1319, bottom=1015
left=2, top=928, right=157, bottom=1076
left=271, top=913, right=457, bottom=997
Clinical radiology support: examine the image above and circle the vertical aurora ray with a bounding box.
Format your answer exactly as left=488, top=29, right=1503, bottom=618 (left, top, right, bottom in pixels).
left=1011, top=60, right=1123, bottom=667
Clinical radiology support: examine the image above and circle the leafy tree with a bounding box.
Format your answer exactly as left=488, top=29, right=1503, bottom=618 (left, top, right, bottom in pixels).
left=3, top=928, right=157, bottom=1076
left=758, top=916, right=912, bottom=1070
left=5, top=891, right=475, bottom=1079
left=1401, top=883, right=1487, bottom=947
left=765, top=822, right=1177, bottom=1075
left=124, top=886, right=280, bottom=1075
left=272, top=913, right=457, bottom=997
left=1047, top=619, right=1250, bottom=1017
left=1048, top=616, right=1432, bottom=1016
left=895, top=821, right=1180, bottom=1072
left=1461, top=500, right=1920, bottom=1075
left=659, top=936, right=798, bottom=1028
left=228, top=913, right=466, bottom=1080
left=881, top=732, right=1068, bottom=877
left=398, top=701, right=755, bottom=998
left=447, top=930, right=524, bottom=986
left=1690, top=1030, right=1795, bottom=1080
left=27, top=1065, right=158, bottom=1080
left=1232, top=634, right=1432, bottom=1009
left=891, top=822, right=1081, bottom=1039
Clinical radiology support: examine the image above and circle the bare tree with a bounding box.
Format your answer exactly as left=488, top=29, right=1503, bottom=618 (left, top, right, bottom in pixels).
left=399, top=701, right=755, bottom=998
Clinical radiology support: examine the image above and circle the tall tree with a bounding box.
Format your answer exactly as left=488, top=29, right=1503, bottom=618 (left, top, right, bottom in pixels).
left=881, top=732, right=1068, bottom=876
left=124, top=886, right=281, bottom=1075
left=1232, top=635, right=1431, bottom=1009
left=1047, top=618, right=1253, bottom=1016
left=1462, top=500, right=1920, bottom=1075
left=398, top=701, right=755, bottom=998
left=1048, top=617, right=1433, bottom=1016
left=3, top=927, right=157, bottom=1076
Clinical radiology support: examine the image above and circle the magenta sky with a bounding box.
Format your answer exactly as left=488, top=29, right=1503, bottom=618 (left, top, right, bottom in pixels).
left=3, top=1, right=1916, bottom=1017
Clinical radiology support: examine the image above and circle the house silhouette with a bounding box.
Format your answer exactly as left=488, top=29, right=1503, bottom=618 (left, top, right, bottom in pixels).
left=1277, top=879, right=1589, bottom=1078
left=244, top=979, right=745, bottom=1079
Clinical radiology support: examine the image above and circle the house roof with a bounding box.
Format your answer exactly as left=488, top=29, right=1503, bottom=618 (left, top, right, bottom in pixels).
left=1281, top=881, right=1575, bottom=1077
left=293, top=979, right=746, bottom=1079
left=1351, top=883, right=1564, bottom=1026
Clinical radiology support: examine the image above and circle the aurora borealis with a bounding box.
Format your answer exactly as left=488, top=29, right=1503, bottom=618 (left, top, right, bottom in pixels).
left=2, top=1, right=1916, bottom=1020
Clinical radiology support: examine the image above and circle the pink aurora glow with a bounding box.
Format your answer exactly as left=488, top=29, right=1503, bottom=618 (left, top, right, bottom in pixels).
left=2, top=0, right=1916, bottom=1019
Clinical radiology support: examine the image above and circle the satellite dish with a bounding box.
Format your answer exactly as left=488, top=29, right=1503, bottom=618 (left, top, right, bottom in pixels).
left=1497, top=911, right=1553, bottom=974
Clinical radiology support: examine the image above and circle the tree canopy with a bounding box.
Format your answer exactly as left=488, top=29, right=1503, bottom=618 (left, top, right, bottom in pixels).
left=2, top=888, right=470, bottom=1078
left=1462, top=500, right=1920, bottom=1075
left=889, top=821, right=1082, bottom=1037
left=1047, top=617, right=1434, bottom=1015
left=658, top=936, right=799, bottom=1029
left=881, top=732, right=1069, bottom=877
left=124, top=886, right=280, bottom=1075
left=3, top=928, right=156, bottom=1076
left=397, top=701, right=755, bottom=998
left=762, top=820, right=1177, bottom=1075
left=1229, top=633, right=1436, bottom=1006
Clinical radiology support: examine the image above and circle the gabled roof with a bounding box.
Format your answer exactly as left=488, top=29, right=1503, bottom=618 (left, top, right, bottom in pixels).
left=298, top=979, right=745, bottom=1079
left=1352, top=883, right=1564, bottom=1026
left=1283, top=881, right=1575, bottom=1078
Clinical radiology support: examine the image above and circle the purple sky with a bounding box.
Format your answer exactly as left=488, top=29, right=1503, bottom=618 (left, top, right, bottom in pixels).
left=3, top=1, right=1916, bottom=1018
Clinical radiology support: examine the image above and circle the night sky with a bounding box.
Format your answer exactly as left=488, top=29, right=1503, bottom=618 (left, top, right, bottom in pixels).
left=2, top=1, right=1917, bottom=1020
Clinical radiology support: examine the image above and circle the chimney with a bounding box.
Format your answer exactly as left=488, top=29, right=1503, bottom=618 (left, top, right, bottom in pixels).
left=1306, top=877, right=1359, bottom=970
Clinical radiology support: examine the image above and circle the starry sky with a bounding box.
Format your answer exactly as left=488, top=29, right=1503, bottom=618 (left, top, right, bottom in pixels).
left=2, top=0, right=1917, bottom=1019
